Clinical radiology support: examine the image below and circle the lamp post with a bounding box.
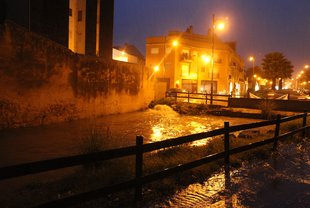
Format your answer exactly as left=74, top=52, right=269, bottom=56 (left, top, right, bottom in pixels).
left=210, top=14, right=215, bottom=104
left=249, top=56, right=255, bottom=89
left=210, top=14, right=225, bottom=104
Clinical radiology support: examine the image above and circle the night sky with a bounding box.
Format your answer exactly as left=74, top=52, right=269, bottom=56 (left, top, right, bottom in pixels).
left=4, top=0, right=310, bottom=74
left=114, top=0, right=310, bottom=74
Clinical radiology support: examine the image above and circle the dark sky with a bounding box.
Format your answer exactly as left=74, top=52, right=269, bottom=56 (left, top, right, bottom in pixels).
left=114, top=0, right=310, bottom=73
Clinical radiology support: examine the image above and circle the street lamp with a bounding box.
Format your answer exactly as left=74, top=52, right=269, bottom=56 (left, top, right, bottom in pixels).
left=172, top=40, right=178, bottom=47
left=154, top=65, right=159, bottom=72
left=249, top=56, right=255, bottom=89
left=210, top=14, right=225, bottom=104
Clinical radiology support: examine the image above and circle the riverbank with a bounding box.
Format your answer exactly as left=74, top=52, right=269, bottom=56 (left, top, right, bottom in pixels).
left=149, top=98, right=298, bottom=119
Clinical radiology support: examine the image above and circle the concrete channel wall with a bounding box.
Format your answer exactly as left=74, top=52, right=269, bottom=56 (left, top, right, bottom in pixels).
left=0, top=21, right=154, bottom=129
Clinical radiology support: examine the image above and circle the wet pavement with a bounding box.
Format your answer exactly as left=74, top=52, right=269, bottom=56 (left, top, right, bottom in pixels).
left=152, top=137, right=310, bottom=208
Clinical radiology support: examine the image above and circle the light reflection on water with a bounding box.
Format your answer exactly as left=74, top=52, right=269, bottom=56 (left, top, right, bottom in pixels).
left=158, top=171, right=245, bottom=208
left=149, top=106, right=220, bottom=146
left=0, top=105, right=262, bottom=166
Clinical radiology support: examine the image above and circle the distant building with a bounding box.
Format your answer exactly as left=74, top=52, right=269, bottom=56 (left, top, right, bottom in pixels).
left=146, top=26, right=245, bottom=99
left=5, top=0, right=114, bottom=59
left=113, top=43, right=145, bottom=63
left=68, top=0, right=114, bottom=59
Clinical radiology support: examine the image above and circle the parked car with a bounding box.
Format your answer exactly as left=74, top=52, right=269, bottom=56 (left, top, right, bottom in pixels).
left=166, top=88, right=187, bottom=97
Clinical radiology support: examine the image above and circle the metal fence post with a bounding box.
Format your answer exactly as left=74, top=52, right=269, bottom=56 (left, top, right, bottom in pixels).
left=224, top=122, right=230, bottom=189
left=302, top=111, right=307, bottom=137
left=135, top=135, right=144, bottom=201
left=273, top=114, right=281, bottom=150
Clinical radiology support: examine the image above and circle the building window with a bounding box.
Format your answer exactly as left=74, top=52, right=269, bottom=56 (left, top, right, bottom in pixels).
left=201, top=66, right=206, bottom=72
left=180, top=49, right=190, bottom=61
left=182, top=79, right=197, bottom=93
left=78, top=10, right=83, bottom=21
left=215, top=58, right=222, bottom=63
left=69, top=8, right=72, bottom=16
left=181, top=64, right=189, bottom=77
left=165, top=47, right=171, bottom=54
left=151, top=47, right=159, bottom=54
left=201, top=80, right=217, bottom=93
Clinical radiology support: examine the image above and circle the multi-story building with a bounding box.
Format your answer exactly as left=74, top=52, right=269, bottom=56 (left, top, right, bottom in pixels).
left=5, top=0, right=114, bottom=59
left=146, top=26, right=246, bottom=99
left=68, top=0, right=114, bottom=58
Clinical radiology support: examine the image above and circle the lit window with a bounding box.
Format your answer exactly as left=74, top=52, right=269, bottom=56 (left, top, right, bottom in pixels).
left=165, top=47, right=171, bottom=54
left=78, top=10, right=83, bottom=21
left=151, top=48, right=159, bottom=54
left=181, top=64, right=189, bottom=77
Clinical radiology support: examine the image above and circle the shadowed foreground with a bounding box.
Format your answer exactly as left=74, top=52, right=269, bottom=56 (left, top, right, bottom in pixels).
left=152, top=137, right=310, bottom=208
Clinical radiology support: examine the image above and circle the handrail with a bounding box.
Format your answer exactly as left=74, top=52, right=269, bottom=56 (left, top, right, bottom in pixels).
left=165, top=91, right=231, bottom=105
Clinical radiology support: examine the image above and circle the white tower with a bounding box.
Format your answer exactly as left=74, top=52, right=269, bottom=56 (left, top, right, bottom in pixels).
left=68, top=0, right=86, bottom=54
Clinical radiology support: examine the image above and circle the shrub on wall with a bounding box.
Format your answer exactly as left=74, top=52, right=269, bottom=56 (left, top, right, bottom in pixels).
left=38, top=102, right=78, bottom=125
left=1, top=21, right=72, bottom=89
left=72, top=59, right=141, bottom=99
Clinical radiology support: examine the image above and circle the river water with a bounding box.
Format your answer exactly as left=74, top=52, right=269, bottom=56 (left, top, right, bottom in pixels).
left=0, top=105, right=261, bottom=167
left=1, top=105, right=309, bottom=207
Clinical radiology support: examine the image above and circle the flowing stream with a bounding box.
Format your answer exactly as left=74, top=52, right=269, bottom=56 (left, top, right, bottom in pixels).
left=0, top=105, right=261, bottom=167
left=1, top=105, right=308, bottom=207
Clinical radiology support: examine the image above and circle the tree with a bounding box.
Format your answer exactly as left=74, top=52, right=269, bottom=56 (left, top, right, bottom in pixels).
left=261, top=52, right=293, bottom=90
left=300, top=70, right=310, bottom=91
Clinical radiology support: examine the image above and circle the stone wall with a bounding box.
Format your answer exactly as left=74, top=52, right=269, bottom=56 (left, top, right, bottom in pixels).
left=0, top=21, right=154, bottom=129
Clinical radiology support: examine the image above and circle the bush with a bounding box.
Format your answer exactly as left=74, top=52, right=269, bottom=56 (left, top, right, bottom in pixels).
left=79, top=127, right=110, bottom=171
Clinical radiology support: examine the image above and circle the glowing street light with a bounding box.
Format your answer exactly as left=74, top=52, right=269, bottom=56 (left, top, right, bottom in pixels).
left=216, top=22, right=225, bottom=31
left=202, top=55, right=211, bottom=63
left=154, top=65, right=159, bottom=72
left=172, top=40, right=178, bottom=47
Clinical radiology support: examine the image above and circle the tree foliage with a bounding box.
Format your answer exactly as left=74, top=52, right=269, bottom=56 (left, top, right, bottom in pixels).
left=261, top=52, right=293, bottom=90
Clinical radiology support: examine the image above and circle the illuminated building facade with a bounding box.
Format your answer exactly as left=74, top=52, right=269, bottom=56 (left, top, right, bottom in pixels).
left=146, top=27, right=245, bottom=98
left=68, top=0, right=114, bottom=59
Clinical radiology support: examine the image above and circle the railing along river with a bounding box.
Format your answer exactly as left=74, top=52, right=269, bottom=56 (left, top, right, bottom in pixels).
left=0, top=112, right=309, bottom=207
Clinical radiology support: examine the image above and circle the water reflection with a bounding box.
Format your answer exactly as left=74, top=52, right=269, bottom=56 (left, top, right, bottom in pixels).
left=159, top=171, right=244, bottom=208
left=149, top=106, right=218, bottom=146
left=0, top=105, right=262, bottom=166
